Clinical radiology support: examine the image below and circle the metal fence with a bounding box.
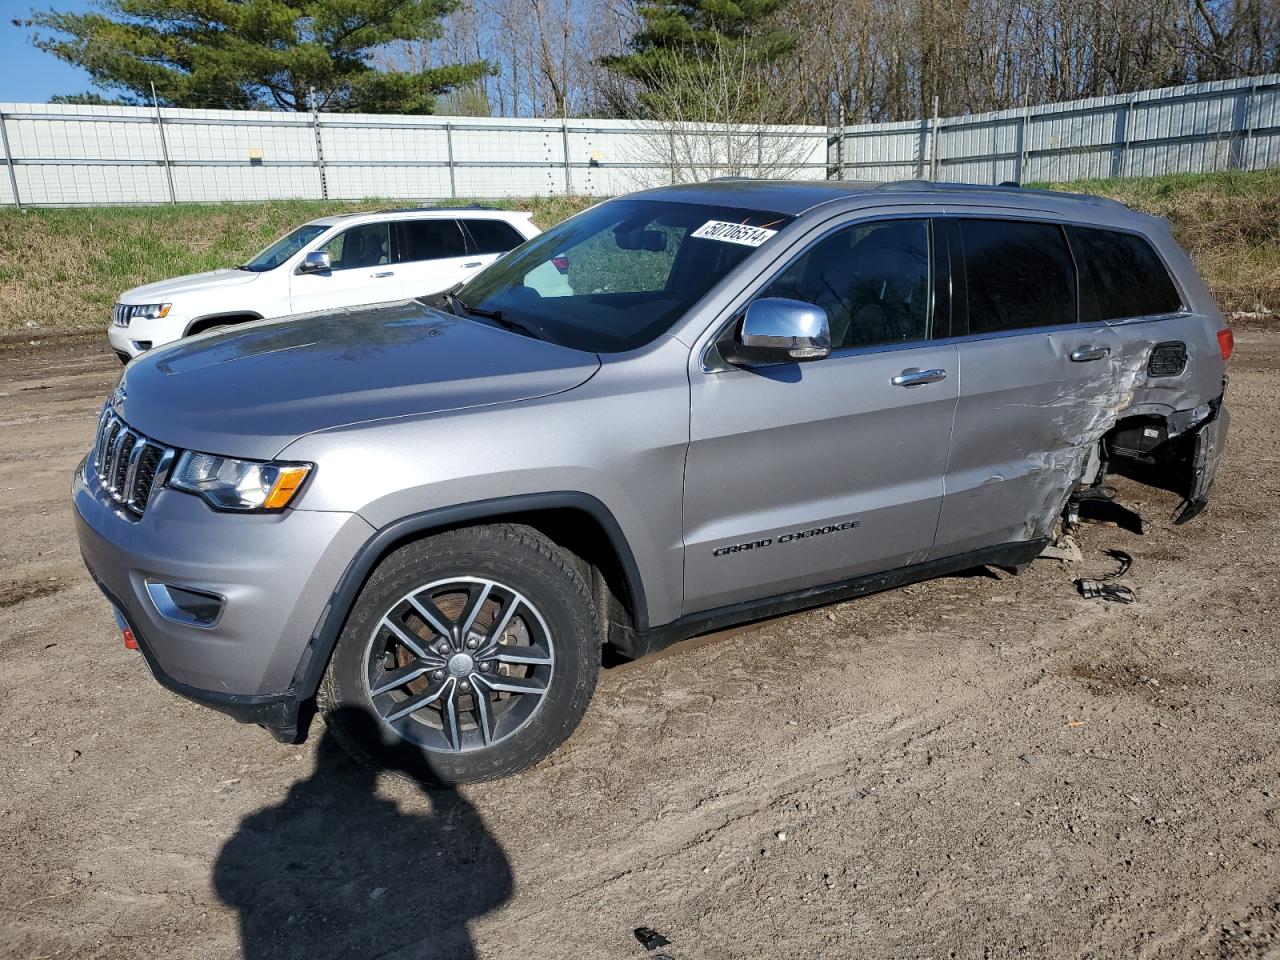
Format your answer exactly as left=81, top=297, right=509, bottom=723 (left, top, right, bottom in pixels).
left=1, top=74, right=1277, bottom=207
left=0, top=107, right=828, bottom=207
left=833, top=74, right=1280, bottom=184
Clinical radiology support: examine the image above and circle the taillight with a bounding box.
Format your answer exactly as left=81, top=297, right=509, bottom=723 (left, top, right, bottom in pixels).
left=551, top=254, right=569, bottom=274
left=1217, top=328, right=1234, bottom=361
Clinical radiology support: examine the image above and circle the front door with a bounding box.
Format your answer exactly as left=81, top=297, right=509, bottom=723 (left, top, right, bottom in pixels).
left=932, top=216, right=1121, bottom=556
left=682, top=217, right=959, bottom=614
left=289, top=221, right=400, bottom=314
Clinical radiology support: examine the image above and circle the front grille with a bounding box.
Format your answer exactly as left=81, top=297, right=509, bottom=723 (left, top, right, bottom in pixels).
left=92, top=407, right=175, bottom=517
left=113, top=304, right=144, bottom=327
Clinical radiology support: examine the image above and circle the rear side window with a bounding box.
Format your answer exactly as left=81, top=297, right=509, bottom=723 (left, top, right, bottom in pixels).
left=464, top=219, right=525, bottom=254
left=396, top=219, right=467, bottom=262
left=957, top=219, right=1076, bottom=333
left=1068, top=226, right=1182, bottom=321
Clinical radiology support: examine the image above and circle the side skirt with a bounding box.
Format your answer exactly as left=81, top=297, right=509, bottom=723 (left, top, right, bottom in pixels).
left=638, top=538, right=1048, bottom=657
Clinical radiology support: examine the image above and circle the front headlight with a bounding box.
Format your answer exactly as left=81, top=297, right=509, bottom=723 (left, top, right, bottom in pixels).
left=170, top=451, right=312, bottom=511
left=114, top=303, right=172, bottom=327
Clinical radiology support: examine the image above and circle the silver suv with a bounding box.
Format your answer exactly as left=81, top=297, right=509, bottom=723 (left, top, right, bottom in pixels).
left=73, top=180, right=1231, bottom=783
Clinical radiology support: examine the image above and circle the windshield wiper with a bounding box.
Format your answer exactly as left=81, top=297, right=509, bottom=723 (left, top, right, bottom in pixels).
left=448, top=294, right=551, bottom=343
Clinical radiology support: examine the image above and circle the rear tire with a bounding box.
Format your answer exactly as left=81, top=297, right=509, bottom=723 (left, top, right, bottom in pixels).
left=317, top=523, right=600, bottom=784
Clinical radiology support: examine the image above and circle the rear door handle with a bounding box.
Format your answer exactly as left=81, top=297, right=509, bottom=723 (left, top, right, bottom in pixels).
left=1070, top=346, right=1110, bottom=362
left=892, top=367, right=947, bottom=387
left=373, top=271, right=395, bottom=278
left=463, top=261, right=483, bottom=268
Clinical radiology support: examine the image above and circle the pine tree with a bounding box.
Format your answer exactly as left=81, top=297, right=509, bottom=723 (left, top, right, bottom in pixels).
left=25, top=0, right=494, bottom=113
left=604, top=0, right=796, bottom=89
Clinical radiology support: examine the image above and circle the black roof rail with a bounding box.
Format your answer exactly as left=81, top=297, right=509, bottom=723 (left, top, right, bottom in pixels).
left=381, top=202, right=503, bottom=213
left=876, top=179, right=1128, bottom=209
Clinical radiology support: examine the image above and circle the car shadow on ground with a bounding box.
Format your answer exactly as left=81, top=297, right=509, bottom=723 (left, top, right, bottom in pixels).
left=213, top=707, right=511, bottom=960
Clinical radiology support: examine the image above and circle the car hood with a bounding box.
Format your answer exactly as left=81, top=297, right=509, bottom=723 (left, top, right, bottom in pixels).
left=122, top=269, right=260, bottom=303
left=112, top=301, right=601, bottom=460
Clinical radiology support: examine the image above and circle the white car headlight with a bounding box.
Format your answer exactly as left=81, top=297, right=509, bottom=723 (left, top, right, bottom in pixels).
left=135, top=303, right=172, bottom=319
left=170, top=451, right=312, bottom=511
left=114, top=303, right=172, bottom=327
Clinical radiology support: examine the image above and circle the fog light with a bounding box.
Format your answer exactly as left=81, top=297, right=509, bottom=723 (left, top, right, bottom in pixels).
left=146, top=581, right=224, bottom=628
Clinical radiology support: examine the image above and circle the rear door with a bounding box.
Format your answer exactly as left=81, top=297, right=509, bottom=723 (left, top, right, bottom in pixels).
left=682, top=215, right=959, bottom=613
left=289, top=221, right=399, bottom=314
left=393, top=218, right=472, bottom=298
left=459, top=218, right=530, bottom=282
left=931, top=215, right=1121, bottom=557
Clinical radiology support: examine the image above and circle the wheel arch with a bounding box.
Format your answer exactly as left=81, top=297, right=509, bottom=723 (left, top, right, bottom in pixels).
left=184, top=311, right=264, bottom=337
left=289, top=492, right=649, bottom=701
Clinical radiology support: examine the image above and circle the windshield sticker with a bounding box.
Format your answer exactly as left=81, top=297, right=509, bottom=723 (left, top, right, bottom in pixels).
left=691, top=220, right=779, bottom=247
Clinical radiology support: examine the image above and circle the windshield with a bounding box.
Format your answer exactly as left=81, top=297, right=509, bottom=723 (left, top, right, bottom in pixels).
left=240, top=223, right=329, bottom=272
left=454, top=199, right=793, bottom=352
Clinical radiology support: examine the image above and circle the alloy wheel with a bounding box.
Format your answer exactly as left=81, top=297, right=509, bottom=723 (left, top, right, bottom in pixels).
left=362, top=576, right=556, bottom=753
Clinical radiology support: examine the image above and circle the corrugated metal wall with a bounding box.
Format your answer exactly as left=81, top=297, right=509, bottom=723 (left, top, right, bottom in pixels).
left=1, top=75, right=1276, bottom=206
left=0, top=106, right=828, bottom=206
left=835, top=75, right=1280, bottom=185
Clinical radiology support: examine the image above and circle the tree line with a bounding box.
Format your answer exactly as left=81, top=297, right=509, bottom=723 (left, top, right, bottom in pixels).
left=22, top=0, right=1279, bottom=124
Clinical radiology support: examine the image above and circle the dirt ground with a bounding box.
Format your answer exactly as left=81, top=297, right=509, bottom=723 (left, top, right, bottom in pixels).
left=0, top=329, right=1277, bottom=960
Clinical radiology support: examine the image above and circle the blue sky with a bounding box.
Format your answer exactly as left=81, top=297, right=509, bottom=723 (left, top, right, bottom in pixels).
left=2, top=0, right=101, bottom=103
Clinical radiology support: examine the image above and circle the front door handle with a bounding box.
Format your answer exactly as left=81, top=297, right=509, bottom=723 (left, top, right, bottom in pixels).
left=892, top=367, right=947, bottom=387
left=1070, top=345, right=1110, bottom=362
left=463, top=261, right=483, bottom=268
left=372, top=270, right=395, bottom=278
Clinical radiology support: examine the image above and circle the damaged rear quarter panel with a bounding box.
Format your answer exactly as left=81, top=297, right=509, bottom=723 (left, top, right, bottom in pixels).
left=931, top=213, right=1228, bottom=558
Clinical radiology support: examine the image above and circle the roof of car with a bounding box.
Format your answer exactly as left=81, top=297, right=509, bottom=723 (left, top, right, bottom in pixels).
left=634, top=178, right=1129, bottom=217
left=308, top=206, right=534, bottom=228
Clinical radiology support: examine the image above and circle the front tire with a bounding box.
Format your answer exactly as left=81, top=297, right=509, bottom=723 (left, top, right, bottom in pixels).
left=318, top=524, right=600, bottom=784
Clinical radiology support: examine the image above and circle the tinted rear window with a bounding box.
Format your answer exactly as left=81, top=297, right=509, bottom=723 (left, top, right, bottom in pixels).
left=397, top=219, right=466, bottom=261
left=1068, top=226, right=1182, bottom=321
left=464, top=219, right=525, bottom=254
left=958, top=219, right=1077, bottom=333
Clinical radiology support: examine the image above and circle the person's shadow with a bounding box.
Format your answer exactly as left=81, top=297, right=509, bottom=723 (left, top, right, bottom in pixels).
left=213, top=707, right=512, bottom=960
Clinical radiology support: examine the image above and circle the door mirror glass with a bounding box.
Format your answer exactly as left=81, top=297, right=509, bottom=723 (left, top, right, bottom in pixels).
left=724, top=297, right=831, bottom=365
left=298, top=250, right=332, bottom=274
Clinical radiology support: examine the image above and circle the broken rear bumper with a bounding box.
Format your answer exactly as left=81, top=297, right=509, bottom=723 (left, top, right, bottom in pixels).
left=1174, top=393, right=1229, bottom=525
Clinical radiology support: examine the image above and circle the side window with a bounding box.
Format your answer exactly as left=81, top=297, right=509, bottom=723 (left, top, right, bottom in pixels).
left=463, top=219, right=525, bottom=255
left=958, top=219, right=1076, bottom=333
left=1068, top=226, right=1182, bottom=321
left=318, top=222, right=391, bottom=271
left=759, top=219, right=932, bottom=350
left=396, top=219, right=467, bottom=263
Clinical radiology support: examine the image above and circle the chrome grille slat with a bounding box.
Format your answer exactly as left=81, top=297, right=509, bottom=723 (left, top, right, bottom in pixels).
left=91, top=406, right=175, bottom=518
left=123, top=438, right=147, bottom=505
left=108, top=429, right=132, bottom=492
left=101, top=420, right=123, bottom=482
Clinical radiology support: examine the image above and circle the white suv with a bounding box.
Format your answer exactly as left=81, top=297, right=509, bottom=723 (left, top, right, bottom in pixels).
left=108, top=207, right=543, bottom=362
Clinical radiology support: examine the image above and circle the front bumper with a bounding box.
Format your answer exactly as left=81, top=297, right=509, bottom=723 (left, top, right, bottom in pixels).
left=73, top=456, right=374, bottom=735
left=107, top=314, right=188, bottom=359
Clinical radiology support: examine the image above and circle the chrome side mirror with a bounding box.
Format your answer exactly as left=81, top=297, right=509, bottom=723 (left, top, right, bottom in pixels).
left=298, top=251, right=332, bottom=274
left=723, top=297, right=831, bottom=365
